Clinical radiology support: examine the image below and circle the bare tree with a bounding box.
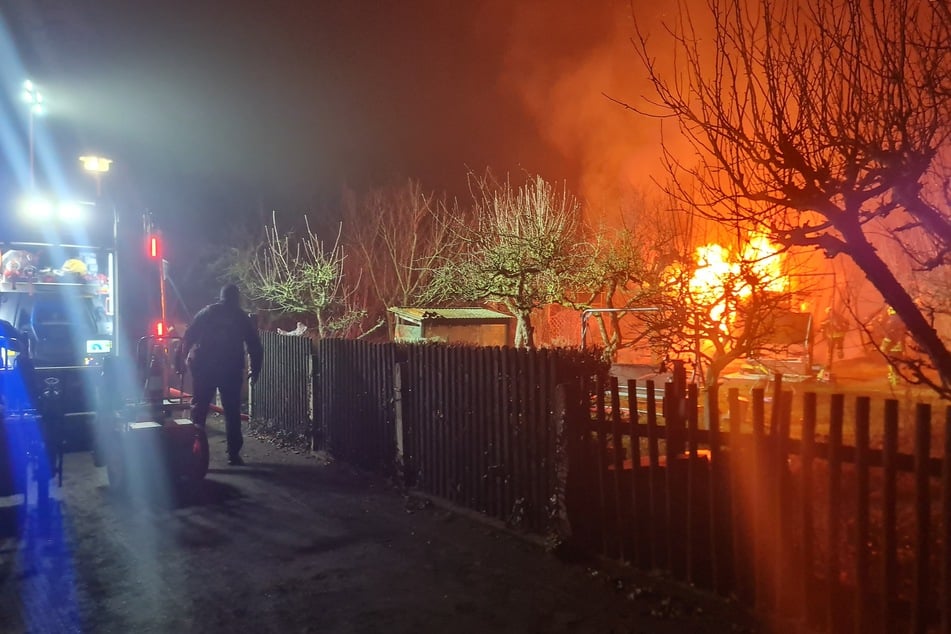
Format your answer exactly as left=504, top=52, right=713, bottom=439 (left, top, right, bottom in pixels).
left=341, top=180, right=460, bottom=336
left=223, top=212, right=365, bottom=338
left=572, top=190, right=689, bottom=361
left=633, top=0, right=951, bottom=397
left=425, top=172, right=587, bottom=348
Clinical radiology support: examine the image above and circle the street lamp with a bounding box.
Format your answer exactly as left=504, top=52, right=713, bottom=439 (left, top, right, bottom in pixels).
left=21, top=79, right=45, bottom=190
left=79, top=155, right=113, bottom=197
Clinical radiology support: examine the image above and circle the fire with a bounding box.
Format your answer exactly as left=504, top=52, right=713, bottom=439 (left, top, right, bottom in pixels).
left=684, top=232, right=788, bottom=326
left=741, top=233, right=787, bottom=293
left=689, top=243, right=736, bottom=324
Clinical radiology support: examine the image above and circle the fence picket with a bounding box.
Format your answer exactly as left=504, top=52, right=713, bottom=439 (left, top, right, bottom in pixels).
left=439, top=345, right=450, bottom=501
left=706, top=384, right=721, bottom=594
left=800, top=391, right=816, bottom=627
left=473, top=348, right=485, bottom=514
left=501, top=348, right=514, bottom=523
left=646, top=380, right=660, bottom=570
left=913, top=404, right=933, bottom=634
left=827, top=393, right=844, bottom=632
left=491, top=348, right=504, bottom=520
left=594, top=373, right=608, bottom=556
left=664, top=381, right=679, bottom=577
left=774, top=389, right=792, bottom=615
left=728, top=387, right=747, bottom=603
left=686, top=383, right=698, bottom=584
left=942, top=406, right=951, bottom=634
left=628, top=379, right=642, bottom=569
left=610, top=376, right=624, bottom=561
left=751, top=387, right=765, bottom=610
left=882, top=399, right=899, bottom=634
left=527, top=349, right=541, bottom=530
left=544, top=351, right=558, bottom=533
left=854, top=396, right=871, bottom=634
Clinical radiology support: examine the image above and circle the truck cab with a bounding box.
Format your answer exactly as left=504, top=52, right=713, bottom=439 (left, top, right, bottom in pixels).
left=0, top=248, right=115, bottom=365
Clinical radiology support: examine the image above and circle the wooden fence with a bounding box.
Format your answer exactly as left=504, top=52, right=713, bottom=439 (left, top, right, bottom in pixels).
left=252, top=334, right=951, bottom=632
left=399, top=344, right=570, bottom=531
left=573, top=373, right=951, bottom=634
left=249, top=331, right=313, bottom=445
left=312, top=338, right=599, bottom=532
left=313, top=339, right=402, bottom=471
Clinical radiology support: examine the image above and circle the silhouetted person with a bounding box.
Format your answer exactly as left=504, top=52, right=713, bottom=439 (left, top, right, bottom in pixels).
left=180, top=284, right=262, bottom=465
left=880, top=305, right=906, bottom=387
left=817, top=306, right=849, bottom=381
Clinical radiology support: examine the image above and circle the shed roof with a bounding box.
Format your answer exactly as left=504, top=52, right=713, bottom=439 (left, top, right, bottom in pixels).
left=388, top=307, right=512, bottom=323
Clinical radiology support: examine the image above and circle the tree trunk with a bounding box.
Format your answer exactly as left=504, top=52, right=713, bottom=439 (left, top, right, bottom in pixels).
left=838, top=218, right=951, bottom=394
left=705, top=356, right=730, bottom=391
left=514, top=310, right=535, bottom=349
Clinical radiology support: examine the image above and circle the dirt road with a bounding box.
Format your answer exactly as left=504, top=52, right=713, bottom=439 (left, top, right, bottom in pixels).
left=1, top=416, right=754, bottom=633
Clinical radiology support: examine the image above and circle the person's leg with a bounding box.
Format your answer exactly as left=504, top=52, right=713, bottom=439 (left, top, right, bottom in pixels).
left=218, top=373, right=244, bottom=461
left=190, top=372, right=216, bottom=428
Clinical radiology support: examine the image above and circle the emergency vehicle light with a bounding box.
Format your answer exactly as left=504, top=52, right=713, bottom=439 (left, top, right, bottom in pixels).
left=19, top=196, right=53, bottom=221
left=17, top=196, right=92, bottom=223
left=147, top=235, right=161, bottom=259
left=154, top=321, right=166, bottom=337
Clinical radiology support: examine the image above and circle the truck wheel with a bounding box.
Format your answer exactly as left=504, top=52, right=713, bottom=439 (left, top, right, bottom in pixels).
left=189, top=427, right=209, bottom=480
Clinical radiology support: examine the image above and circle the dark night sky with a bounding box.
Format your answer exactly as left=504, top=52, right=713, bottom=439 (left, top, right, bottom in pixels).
left=2, top=1, right=675, bottom=263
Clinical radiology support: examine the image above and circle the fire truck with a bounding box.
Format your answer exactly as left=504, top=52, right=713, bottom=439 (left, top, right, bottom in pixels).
left=0, top=198, right=117, bottom=437
left=0, top=197, right=207, bottom=506
left=0, top=196, right=114, bottom=518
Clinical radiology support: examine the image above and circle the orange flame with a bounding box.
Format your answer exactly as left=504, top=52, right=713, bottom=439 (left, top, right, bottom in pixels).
left=685, top=232, right=788, bottom=326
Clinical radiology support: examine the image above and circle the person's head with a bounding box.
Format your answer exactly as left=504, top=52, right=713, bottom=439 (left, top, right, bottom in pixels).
left=219, top=284, right=241, bottom=307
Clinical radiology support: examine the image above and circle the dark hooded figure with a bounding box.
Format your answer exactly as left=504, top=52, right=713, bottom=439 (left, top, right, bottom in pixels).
left=180, top=284, right=263, bottom=465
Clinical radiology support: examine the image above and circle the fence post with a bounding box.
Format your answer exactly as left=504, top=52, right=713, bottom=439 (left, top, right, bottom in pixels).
left=394, top=361, right=410, bottom=486
left=665, top=360, right=687, bottom=455
left=551, top=382, right=576, bottom=552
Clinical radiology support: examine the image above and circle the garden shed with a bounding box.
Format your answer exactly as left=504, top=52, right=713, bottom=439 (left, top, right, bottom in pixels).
left=388, top=307, right=512, bottom=346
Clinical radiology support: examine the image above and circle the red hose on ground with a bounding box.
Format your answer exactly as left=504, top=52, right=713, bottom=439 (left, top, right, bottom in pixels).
left=168, top=386, right=250, bottom=421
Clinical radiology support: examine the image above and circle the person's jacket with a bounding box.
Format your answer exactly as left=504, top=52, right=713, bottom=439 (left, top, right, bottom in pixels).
left=181, top=302, right=263, bottom=378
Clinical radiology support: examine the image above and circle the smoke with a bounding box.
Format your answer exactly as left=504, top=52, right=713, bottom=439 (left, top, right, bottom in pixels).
left=492, top=0, right=680, bottom=209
